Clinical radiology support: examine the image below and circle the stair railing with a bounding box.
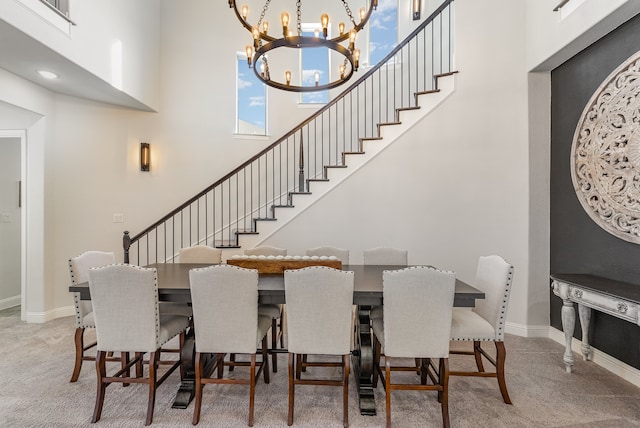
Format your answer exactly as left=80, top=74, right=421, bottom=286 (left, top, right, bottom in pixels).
left=124, top=0, right=454, bottom=264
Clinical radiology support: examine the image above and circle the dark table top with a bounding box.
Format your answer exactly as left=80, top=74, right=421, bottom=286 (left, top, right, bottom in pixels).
left=70, top=263, right=485, bottom=307
left=551, top=273, right=640, bottom=304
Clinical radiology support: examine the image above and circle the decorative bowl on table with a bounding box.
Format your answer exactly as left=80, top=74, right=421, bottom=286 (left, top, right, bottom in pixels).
left=226, top=255, right=342, bottom=274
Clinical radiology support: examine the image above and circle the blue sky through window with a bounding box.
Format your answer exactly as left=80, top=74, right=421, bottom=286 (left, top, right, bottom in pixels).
left=237, top=56, right=266, bottom=135
left=301, top=28, right=329, bottom=104
left=369, top=0, right=398, bottom=66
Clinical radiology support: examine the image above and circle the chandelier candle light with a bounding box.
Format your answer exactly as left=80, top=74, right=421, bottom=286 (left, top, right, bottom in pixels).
left=229, top=0, right=377, bottom=92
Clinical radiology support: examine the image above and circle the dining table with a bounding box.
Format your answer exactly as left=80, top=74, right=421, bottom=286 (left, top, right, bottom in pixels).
left=70, top=262, right=485, bottom=416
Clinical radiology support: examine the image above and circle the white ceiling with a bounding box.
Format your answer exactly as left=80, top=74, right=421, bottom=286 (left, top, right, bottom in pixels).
left=0, top=19, right=153, bottom=111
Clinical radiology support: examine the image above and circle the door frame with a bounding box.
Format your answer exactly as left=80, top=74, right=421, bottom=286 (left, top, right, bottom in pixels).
left=0, top=130, right=27, bottom=320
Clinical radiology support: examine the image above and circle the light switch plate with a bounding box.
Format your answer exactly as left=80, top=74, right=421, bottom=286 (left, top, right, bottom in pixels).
left=113, top=213, right=124, bottom=223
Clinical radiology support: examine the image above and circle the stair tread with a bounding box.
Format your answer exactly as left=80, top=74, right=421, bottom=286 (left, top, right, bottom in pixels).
left=344, top=151, right=365, bottom=155
left=325, top=165, right=347, bottom=169
left=360, top=137, right=383, bottom=141
left=378, top=122, right=401, bottom=127
left=415, top=89, right=441, bottom=95
left=254, top=217, right=277, bottom=221
left=289, top=191, right=312, bottom=195
left=397, top=106, right=420, bottom=111
left=273, top=205, right=294, bottom=208
left=434, top=70, right=459, bottom=78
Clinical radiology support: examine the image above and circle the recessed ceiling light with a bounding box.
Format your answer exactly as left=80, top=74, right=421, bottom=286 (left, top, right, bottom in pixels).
left=37, top=70, right=59, bottom=80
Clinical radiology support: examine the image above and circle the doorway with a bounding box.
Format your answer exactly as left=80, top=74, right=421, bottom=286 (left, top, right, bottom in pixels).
left=0, top=133, right=25, bottom=319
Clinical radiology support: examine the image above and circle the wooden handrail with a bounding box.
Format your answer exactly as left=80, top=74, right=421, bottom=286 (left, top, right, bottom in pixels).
left=553, top=0, right=571, bottom=12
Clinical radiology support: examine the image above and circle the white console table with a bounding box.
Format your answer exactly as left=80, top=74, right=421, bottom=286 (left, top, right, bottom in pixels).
left=550, top=274, right=640, bottom=373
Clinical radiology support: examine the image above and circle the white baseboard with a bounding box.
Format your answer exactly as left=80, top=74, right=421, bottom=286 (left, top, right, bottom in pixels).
left=548, top=326, right=640, bottom=389
left=505, top=321, right=549, bottom=338
left=0, top=295, right=20, bottom=311
left=26, top=305, right=74, bottom=323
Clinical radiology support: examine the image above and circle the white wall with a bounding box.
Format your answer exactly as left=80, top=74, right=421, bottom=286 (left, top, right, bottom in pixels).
left=3, top=0, right=160, bottom=109
left=526, top=0, right=639, bottom=71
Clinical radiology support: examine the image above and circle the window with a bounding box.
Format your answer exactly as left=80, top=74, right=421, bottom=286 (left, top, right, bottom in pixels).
left=237, top=55, right=267, bottom=135
left=301, top=26, right=329, bottom=104
left=368, top=0, right=398, bottom=66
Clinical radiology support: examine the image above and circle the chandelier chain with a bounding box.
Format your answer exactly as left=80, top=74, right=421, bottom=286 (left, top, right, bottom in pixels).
left=341, top=0, right=357, bottom=28
left=257, top=0, right=271, bottom=27
left=296, top=0, right=302, bottom=36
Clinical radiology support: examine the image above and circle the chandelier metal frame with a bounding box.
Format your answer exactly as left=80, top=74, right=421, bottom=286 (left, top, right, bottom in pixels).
left=229, top=0, right=378, bottom=92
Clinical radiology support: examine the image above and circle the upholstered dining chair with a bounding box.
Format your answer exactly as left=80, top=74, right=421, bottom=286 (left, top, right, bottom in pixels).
left=68, top=250, right=117, bottom=382
left=449, top=255, right=514, bottom=404
left=305, top=245, right=350, bottom=264
left=371, top=267, right=456, bottom=428
left=189, top=264, right=271, bottom=426
left=364, top=247, right=408, bottom=321
left=160, top=245, right=224, bottom=318
left=305, top=245, right=353, bottom=361
left=363, top=246, right=408, bottom=266
left=284, top=266, right=354, bottom=427
left=177, top=245, right=222, bottom=264
left=88, top=264, right=190, bottom=426
left=244, top=245, right=287, bottom=372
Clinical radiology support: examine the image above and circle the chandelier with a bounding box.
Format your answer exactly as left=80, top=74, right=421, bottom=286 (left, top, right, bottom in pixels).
left=229, top=0, right=378, bottom=92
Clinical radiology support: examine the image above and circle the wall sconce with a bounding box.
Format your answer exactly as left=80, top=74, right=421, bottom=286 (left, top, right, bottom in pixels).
left=413, top=0, right=421, bottom=20
left=140, top=142, right=150, bottom=172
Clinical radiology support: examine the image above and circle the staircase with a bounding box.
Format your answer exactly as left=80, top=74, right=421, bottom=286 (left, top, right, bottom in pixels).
left=123, top=0, right=456, bottom=265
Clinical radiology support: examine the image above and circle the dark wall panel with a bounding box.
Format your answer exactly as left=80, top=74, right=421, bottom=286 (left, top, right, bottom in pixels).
left=550, top=14, right=640, bottom=369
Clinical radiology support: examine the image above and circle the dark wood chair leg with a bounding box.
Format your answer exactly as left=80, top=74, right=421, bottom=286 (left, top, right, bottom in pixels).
left=272, top=317, right=278, bottom=373
left=70, top=327, right=85, bottom=382
left=437, top=358, right=444, bottom=402
left=495, top=341, right=512, bottom=404
left=179, top=331, right=186, bottom=380
left=288, top=353, right=295, bottom=426
left=440, top=358, right=450, bottom=428
left=420, top=358, right=428, bottom=385
left=249, top=354, right=256, bottom=427
left=385, top=356, right=392, bottom=428
left=135, top=352, right=143, bottom=378
left=91, top=350, right=107, bottom=423
left=295, top=354, right=303, bottom=380
left=192, top=352, right=203, bottom=425
left=229, top=353, right=235, bottom=372
left=343, top=354, right=350, bottom=428
left=279, top=315, right=285, bottom=348
left=474, top=340, right=485, bottom=372
left=217, top=353, right=225, bottom=379
left=145, top=351, right=158, bottom=426
left=122, top=352, right=130, bottom=387
left=262, top=336, right=270, bottom=384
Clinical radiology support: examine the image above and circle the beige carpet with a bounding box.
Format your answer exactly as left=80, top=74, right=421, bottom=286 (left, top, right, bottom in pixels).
left=1, top=306, right=640, bottom=427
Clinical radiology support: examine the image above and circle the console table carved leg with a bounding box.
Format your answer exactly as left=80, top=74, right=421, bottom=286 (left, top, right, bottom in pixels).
left=578, top=303, right=593, bottom=361
left=561, top=298, right=575, bottom=373
left=555, top=280, right=575, bottom=373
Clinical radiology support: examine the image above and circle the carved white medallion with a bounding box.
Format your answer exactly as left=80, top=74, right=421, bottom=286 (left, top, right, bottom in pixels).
left=571, top=51, right=640, bottom=244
